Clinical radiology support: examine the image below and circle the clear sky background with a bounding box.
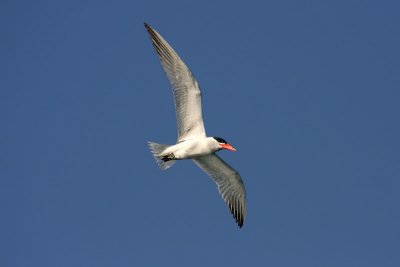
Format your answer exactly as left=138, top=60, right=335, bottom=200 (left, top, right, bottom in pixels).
left=1, top=0, right=399, bottom=266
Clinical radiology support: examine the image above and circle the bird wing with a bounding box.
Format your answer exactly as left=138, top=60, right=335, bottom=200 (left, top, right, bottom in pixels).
left=145, top=23, right=206, bottom=142
left=192, top=154, right=247, bottom=227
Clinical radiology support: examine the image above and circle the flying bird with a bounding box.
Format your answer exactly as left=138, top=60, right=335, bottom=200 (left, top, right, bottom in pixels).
left=145, top=23, right=246, bottom=227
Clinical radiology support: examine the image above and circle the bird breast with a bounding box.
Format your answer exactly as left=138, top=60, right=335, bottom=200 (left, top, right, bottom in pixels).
left=166, top=138, right=218, bottom=159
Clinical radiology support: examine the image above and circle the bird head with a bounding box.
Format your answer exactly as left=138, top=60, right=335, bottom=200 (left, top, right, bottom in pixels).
left=213, top=137, right=237, bottom=152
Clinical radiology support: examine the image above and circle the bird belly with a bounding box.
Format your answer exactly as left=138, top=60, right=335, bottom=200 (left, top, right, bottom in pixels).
left=164, top=139, right=214, bottom=160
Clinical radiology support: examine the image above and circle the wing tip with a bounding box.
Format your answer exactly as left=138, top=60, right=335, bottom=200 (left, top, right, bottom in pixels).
left=236, top=215, right=244, bottom=228
left=228, top=201, right=245, bottom=228
left=235, top=211, right=245, bottom=228
left=144, top=22, right=154, bottom=34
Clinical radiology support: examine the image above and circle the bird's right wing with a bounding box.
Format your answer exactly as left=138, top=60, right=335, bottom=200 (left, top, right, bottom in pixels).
left=193, top=154, right=247, bottom=227
left=145, top=23, right=206, bottom=142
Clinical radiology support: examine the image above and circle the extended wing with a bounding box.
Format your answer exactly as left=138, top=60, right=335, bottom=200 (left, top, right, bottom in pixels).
left=193, top=154, right=246, bottom=227
left=145, top=23, right=206, bottom=142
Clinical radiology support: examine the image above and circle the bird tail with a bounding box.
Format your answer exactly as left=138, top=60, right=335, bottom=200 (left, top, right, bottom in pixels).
left=148, top=141, right=176, bottom=170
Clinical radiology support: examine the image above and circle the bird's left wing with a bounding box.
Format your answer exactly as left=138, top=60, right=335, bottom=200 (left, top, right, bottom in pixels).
left=145, top=23, right=206, bottom=142
left=193, top=154, right=247, bottom=227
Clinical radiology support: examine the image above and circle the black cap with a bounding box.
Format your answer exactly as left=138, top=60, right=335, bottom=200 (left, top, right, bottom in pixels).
left=213, top=137, right=227, bottom=144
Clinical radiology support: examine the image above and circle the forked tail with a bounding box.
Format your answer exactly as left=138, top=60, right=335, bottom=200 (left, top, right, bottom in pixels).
left=148, top=141, right=176, bottom=170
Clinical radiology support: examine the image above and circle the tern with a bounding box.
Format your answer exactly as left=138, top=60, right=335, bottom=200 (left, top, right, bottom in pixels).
left=145, top=23, right=246, bottom=227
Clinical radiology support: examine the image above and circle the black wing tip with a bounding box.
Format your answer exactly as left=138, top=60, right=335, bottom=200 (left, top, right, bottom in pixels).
left=144, top=23, right=161, bottom=44
left=236, top=215, right=244, bottom=228
left=144, top=22, right=153, bottom=33
left=229, top=204, right=245, bottom=228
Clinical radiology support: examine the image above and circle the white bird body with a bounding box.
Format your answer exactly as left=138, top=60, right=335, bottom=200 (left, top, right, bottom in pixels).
left=145, top=23, right=247, bottom=227
left=161, top=137, right=220, bottom=159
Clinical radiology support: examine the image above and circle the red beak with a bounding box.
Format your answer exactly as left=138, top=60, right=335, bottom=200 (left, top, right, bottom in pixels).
left=220, top=143, right=237, bottom=152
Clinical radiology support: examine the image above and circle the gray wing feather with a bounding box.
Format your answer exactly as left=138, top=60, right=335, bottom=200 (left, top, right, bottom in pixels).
left=145, top=23, right=206, bottom=142
left=193, top=154, right=247, bottom=227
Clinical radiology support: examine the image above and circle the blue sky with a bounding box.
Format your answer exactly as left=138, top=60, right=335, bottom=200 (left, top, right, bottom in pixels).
left=1, top=0, right=399, bottom=266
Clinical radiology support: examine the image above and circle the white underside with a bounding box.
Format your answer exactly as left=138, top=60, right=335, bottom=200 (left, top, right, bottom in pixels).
left=162, top=137, right=220, bottom=159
